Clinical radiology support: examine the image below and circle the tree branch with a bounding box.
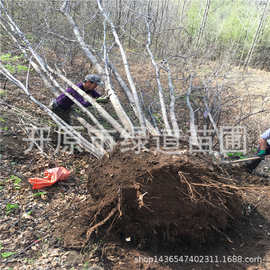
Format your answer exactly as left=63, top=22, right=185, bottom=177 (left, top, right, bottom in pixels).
left=145, top=17, right=172, bottom=135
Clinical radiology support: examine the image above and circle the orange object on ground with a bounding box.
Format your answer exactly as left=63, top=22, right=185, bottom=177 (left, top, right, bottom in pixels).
left=28, top=167, right=70, bottom=189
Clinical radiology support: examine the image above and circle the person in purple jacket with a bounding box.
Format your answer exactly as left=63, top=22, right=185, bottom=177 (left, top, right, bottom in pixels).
left=50, top=74, right=108, bottom=124
left=245, top=128, right=270, bottom=174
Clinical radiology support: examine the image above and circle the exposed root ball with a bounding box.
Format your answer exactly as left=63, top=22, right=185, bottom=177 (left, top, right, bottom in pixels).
left=60, top=147, right=242, bottom=249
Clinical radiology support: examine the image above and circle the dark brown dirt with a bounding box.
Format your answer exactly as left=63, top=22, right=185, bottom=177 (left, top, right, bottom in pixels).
left=58, top=146, right=243, bottom=251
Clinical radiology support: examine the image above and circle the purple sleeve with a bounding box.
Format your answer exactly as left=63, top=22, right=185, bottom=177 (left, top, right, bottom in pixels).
left=89, top=90, right=101, bottom=98
left=67, top=88, right=91, bottom=107
left=56, top=92, right=67, bottom=104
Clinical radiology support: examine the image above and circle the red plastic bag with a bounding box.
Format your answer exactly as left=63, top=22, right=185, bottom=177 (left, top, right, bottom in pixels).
left=28, top=167, right=70, bottom=189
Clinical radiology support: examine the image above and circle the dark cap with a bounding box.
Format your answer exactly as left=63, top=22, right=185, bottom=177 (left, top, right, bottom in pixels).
left=84, top=74, right=103, bottom=86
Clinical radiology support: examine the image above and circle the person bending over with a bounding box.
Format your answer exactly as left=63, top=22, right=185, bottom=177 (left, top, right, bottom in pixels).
left=246, top=128, right=270, bottom=173
left=50, top=74, right=108, bottom=125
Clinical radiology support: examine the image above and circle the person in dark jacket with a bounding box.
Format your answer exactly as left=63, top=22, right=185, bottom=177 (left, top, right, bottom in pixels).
left=50, top=74, right=108, bottom=124
left=246, top=128, right=270, bottom=174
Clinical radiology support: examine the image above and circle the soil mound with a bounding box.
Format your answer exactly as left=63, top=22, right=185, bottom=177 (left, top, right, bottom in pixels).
left=58, top=147, right=243, bottom=249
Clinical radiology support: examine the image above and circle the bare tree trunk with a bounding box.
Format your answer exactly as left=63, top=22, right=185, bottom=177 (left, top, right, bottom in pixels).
left=186, top=76, right=199, bottom=147
left=97, top=0, right=146, bottom=130
left=145, top=17, right=172, bottom=135
left=115, top=0, right=123, bottom=30
left=154, top=0, right=169, bottom=57
left=165, top=61, right=180, bottom=137
left=102, top=19, right=135, bottom=133
left=195, top=0, right=211, bottom=49
left=243, top=0, right=270, bottom=70
left=107, top=62, right=160, bottom=136
left=179, top=0, right=188, bottom=26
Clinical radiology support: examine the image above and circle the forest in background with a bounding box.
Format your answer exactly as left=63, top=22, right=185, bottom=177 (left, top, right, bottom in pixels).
left=1, top=0, right=270, bottom=72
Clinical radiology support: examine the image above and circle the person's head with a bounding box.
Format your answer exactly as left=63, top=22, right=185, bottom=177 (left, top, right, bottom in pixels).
left=83, top=74, right=103, bottom=91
